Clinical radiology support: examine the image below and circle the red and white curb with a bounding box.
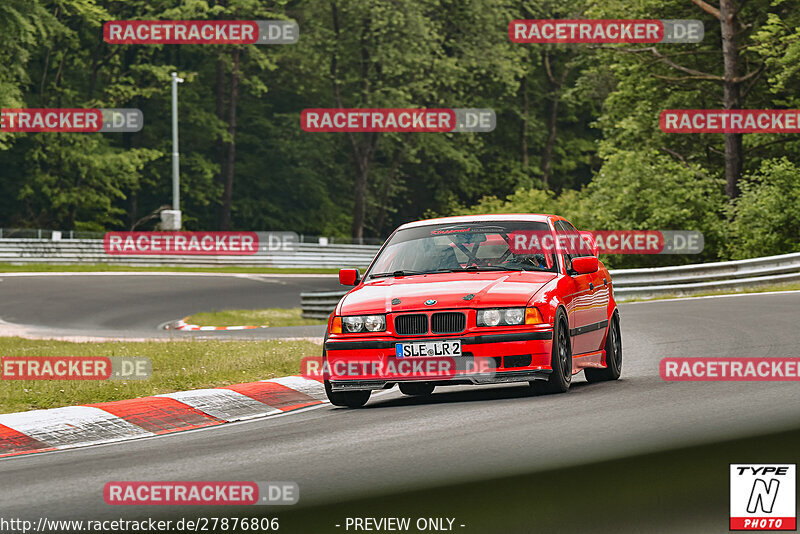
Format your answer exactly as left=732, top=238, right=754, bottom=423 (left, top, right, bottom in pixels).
left=168, top=318, right=266, bottom=331
left=0, top=375, right=327, bottom=458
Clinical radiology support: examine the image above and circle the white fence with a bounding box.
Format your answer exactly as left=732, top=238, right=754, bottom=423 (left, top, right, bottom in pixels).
left=300, top=251, right=800, bottom=317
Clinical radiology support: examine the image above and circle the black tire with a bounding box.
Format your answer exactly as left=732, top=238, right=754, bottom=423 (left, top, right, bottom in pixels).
left=399, top=382, right=435, bottom=396
left=585, top=312, right=622, bottom=383
left=530, top=310, right=572, bottom=395
left=324, top=380, right=371, bottom=407
left=321, top=339, right=370, bottom=407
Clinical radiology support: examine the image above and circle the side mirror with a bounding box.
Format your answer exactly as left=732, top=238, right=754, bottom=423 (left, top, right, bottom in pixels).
left=572, top=256, right=599, bottom=275
left=339, top=268, right=360, bottom=286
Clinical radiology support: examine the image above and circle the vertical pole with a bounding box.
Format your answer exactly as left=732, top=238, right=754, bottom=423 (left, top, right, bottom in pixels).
left=171, top=72, right=181, bottom=211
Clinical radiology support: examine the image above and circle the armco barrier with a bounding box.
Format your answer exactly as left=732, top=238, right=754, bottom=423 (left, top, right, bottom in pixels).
left=0, top=238, right=380, bottom=269
left=301, top=251, right=800, bottom=317
left=3, top=237, right=798, bottom=309
left=609, top=251, right=800, bottom=300
left=301, top=291, right=350, bottom=319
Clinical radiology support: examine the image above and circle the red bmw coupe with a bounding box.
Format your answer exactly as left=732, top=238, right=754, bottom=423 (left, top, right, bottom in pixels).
left=323, top=214, right=622, bottom=407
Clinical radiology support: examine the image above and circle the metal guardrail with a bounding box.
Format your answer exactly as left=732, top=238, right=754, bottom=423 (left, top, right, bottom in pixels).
left=300, top=291, right=350, bottom=319
left=0, top=238, right=380, bottom=269
left=610, top=251, right=800, bottom=300
left=3, top=235, right=798, bottom=311
left=301, top=251, right=800, bottom=318
left=0, top=228, right=385, bottom=245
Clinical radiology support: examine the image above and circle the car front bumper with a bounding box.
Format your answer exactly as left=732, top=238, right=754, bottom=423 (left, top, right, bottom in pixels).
left=324, top=327, right=554, bottom=391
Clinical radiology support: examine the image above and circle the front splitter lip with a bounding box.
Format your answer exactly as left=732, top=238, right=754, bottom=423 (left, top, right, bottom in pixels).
left=328, top=369, right=552, bottom=391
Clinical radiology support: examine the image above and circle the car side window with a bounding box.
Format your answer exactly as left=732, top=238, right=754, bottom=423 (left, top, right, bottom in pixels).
left=553, top=221, right=573, bottom=274
left=556, top=220, right=591, bottom=275
left=564, top=221, right=592, bottom=257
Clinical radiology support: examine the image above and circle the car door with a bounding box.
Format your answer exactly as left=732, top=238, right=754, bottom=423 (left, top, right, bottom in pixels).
left=555, top=221, right=594, bottom=355
left=562, top=221, right=609, bottom=353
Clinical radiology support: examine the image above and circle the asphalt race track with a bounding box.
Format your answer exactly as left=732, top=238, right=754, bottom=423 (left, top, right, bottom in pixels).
left=0, top=273, right=340, bottom=338
left=1, top=278, right=799, bottom=533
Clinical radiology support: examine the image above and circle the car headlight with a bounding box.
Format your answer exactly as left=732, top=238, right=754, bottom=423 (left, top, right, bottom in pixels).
left=343, top=316, right=364, bottom=332
left=477, top=308, right=527, bottom=327
left=479, top=309, right=502, bottom=326
left=364, top=315, right=386, bottom=332
left=504, top=308, right=524, bottom=325
left=342, top=315, right=386, bottom=333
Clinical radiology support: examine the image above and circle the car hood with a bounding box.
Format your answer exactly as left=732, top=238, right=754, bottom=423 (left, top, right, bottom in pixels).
left=338, top=271, right=557, bottom=315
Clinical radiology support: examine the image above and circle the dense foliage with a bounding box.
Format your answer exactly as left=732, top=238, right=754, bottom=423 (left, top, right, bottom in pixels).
left=1, top=0, right=798, bottom=265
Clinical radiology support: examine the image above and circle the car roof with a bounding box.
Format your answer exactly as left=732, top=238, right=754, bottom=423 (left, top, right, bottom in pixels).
left=397, top=213, right=561, bottom=230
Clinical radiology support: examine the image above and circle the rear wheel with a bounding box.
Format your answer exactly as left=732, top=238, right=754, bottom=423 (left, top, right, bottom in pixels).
left=399, top=382, right=435, bottom=396
left=324, top=380, right=371, bottom=408
left=585, top=312, right=622, bottom=383
left=530, top=311, right=572, bottom=395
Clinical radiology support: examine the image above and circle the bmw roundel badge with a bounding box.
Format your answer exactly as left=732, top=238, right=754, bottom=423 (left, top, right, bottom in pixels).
left=424, top=299, right=437, bottom=306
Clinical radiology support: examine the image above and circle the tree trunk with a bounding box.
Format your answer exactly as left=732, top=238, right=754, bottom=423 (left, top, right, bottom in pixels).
left=542, top=95, right=559, bottom=189
left=352, top=166, right=368, bottom=241
left=350, top=135, right=376, bottom=241
left=219, top=49, right=240, bottom=231
left=541, top=51, right=569, bottom=190
left=520, top=76, right=529, bottom=170
left=719, top=0, right=742, bottom=199
left=330, top=4, right=377, bottom=240
left=350, top=22, right=373, bottom=241
left=373, top=149, right=402, bottom=235
left=215, top=56, right=227, bottom=227
left=128, top=192, right=138, bottom=229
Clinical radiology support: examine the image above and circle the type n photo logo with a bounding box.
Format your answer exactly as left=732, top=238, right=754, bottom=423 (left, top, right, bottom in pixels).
left=730, top=464, right=796, bottom=530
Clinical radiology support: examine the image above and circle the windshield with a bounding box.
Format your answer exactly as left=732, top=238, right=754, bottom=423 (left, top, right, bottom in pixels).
left=367, top=221, right=559, bottom=278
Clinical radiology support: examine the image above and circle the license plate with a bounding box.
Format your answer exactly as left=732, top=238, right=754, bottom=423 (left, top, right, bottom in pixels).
left=395, top=340, right=462, bottom=358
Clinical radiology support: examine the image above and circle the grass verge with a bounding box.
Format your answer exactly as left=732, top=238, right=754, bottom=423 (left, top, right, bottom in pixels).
left=0, top=263, right=338, bottom=274
left=185, top=308, right=324, bottom=327
left=0, top=337, right=321, bottom=414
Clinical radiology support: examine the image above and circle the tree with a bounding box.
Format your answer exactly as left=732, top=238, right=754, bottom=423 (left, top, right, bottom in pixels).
left=727, top=158, right=800, bottom=259
left=297, top=0, right=522, bottom=239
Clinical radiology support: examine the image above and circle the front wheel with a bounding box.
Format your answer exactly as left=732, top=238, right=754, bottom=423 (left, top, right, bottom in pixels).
left=324, top=380, right=371, bottom=408
left=585, top=312, right=622, bottom=383
left=529, top=310, right=572, bottom=395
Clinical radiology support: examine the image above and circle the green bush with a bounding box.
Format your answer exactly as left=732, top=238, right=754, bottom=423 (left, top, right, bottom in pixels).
left=579, top=149, right=725, bottom=267
left=727, top=158, right=800, bottom=260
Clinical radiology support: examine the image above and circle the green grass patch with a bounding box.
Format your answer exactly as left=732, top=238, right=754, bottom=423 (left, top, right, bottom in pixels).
left=185, top=308, right=325, bottom=327
left=0, top=337, right=321, bottom=414
left=621, top=281, right=800, bottom=303
left=0, top=262, right=338, bottom=274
